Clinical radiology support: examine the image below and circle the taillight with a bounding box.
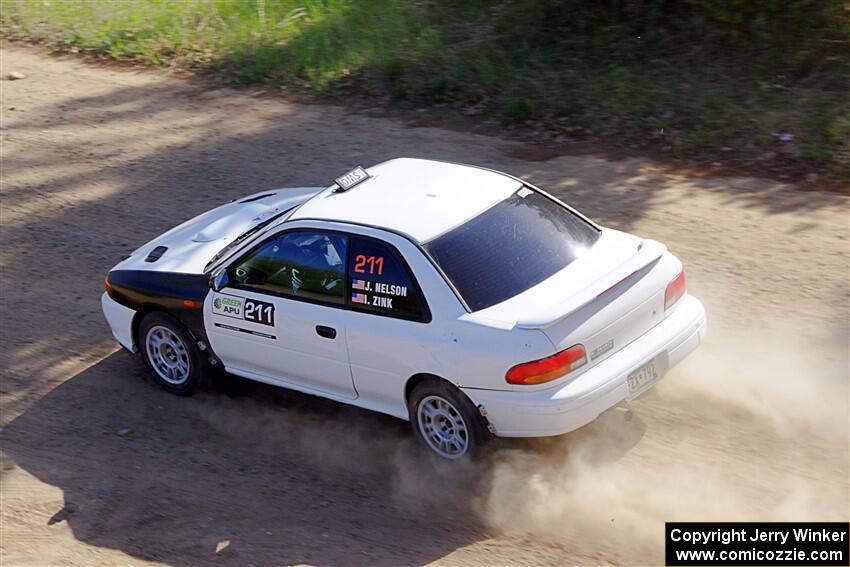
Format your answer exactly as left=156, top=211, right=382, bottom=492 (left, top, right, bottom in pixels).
left=104, top=274, right=113, bottom=297
left=664, top=269, right=686, bottom=310
left=506, top=345, right=587, bottom=385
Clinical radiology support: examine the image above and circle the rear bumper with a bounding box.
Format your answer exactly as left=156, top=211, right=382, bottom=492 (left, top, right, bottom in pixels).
left=101, top=292, right=137, bottom=352
left=462, top=293, right=706, bottom=437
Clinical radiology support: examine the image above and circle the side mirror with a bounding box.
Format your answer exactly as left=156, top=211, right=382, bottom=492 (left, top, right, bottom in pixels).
left=210, top=269, right=229, bottom=292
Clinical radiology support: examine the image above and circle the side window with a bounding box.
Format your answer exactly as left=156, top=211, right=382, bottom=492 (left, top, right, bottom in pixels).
left=347, top=237, right=426, bottom=320
left=233, top=231, right=348, bottom=305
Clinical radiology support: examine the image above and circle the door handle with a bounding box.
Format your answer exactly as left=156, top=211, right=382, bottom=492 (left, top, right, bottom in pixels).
left=315, top=325, right=337, bottom=339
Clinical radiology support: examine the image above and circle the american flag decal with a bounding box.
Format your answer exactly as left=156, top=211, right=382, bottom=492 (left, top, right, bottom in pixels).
left=351, top=279, right=367, bottom=290
left=351, top=292, right=368, bottom=304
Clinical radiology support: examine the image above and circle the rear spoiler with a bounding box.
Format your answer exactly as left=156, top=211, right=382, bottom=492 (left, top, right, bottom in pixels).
left=516, top=239, right=667, bottom=329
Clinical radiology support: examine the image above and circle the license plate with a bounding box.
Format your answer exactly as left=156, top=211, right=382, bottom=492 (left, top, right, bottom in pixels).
left=627, top=357, right=659, bottom=398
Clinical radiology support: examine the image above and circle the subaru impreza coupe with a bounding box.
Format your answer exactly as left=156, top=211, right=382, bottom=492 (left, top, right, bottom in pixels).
left=102, top=158, right=706, bottom=459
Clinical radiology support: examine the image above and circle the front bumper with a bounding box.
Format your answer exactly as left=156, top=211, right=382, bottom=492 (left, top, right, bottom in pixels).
left=462, top=293, right=707, bottom=438
left=101, top=292, right=137, bottom=352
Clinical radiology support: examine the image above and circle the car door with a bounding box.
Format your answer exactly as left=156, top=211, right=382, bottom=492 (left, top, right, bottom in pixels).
left=342, top=235, right=435, bottom=414
left=204, top=228, right=357, bottom=399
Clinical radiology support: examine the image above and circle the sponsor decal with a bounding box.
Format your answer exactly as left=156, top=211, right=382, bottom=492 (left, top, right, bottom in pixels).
left=212, top=294, right=243, bottom=319
left=212, top=293, right=275, bottom=327
left=214, top=322, right=276, bottom=340
left=334, top=166, right=370, bottom=192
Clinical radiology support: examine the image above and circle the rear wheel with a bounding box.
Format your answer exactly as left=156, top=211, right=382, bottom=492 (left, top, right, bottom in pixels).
left=408, top=378, right=489, bottom=460
left=139, top=312, right=206, bottom=395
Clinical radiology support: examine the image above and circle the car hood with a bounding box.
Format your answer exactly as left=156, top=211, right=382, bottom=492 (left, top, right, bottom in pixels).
left=113, top=187, right=323, bottom=275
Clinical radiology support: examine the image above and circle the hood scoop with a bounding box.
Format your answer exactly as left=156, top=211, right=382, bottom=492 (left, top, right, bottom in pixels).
left=192, top=216, right=238, bottom=242
left=239, top=192, right=276, bottom=203
left=191, top=204, right=283, bottom=243
left=144, top=246, right=168, bottom=263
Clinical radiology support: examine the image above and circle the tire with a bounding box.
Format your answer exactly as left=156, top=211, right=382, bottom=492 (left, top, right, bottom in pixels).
left=408, top=378, right=490, bottom=460
left=138, top=311, right=207, bottom=396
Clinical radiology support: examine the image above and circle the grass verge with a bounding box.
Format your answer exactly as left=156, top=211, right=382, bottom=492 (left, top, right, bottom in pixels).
left=2, top=0, right=848, bottom=179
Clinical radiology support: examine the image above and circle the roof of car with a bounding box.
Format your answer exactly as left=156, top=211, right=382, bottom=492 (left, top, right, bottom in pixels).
left=288, top=158, right=522, bottom=243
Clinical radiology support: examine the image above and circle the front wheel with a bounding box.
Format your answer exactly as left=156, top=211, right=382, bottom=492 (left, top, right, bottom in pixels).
left=408, top=378, right=490, bottom=460
left=139, top=312, right=206, bottom=395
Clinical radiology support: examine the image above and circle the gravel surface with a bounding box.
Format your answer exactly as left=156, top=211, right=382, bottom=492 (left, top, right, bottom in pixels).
left=1, top=43, right=848, bottom=566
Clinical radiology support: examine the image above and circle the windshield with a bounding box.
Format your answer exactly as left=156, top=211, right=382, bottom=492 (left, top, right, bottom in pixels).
left=204, top=206, right=297, bottom=272
left=423, top=189, right=600, bottom=311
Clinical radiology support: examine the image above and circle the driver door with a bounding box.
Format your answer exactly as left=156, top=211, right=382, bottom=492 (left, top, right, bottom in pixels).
left=205, top=229, right=357, bottom=399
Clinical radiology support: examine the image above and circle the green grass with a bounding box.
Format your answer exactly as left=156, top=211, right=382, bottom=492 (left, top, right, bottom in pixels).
left=2, top=0, right=848, bottom=176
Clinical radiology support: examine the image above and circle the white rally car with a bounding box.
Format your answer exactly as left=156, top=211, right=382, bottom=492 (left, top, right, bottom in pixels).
left=102, top=158, right=706, bottom=459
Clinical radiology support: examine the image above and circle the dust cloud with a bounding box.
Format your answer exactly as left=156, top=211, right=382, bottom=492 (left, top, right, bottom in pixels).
left=186, top=309, right=848, bottom=565
left=478, top=310, right=849, bottom=562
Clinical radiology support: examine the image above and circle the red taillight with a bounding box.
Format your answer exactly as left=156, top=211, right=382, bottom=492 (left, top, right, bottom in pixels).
left=506, top=345, right=587, bottom=385
left=664, top=269, right=686, bottom=310
left=104, top=274, right=113, bottom=297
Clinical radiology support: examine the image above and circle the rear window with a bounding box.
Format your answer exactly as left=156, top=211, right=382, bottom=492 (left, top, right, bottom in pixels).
left=424, top=189, right=600, bottom=311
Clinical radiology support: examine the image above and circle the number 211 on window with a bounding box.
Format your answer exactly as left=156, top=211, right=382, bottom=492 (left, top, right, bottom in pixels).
left=354, top=255, right=384, bottom=275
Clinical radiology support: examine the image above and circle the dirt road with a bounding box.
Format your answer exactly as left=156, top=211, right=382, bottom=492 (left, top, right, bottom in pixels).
left=1, top=43, right=848, bottom=566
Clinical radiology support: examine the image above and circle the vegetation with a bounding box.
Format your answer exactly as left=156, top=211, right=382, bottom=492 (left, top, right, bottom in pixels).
left=2, top=0, right=848, bottom=176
